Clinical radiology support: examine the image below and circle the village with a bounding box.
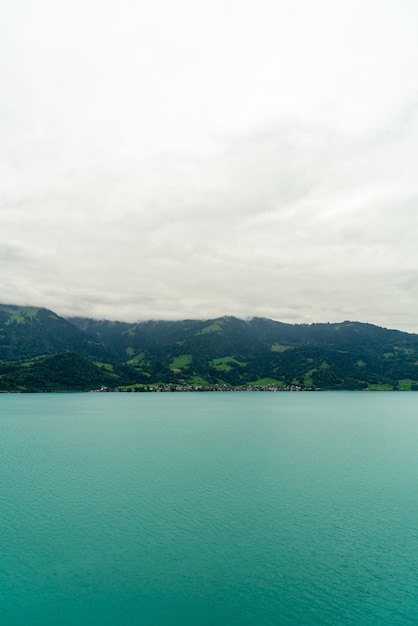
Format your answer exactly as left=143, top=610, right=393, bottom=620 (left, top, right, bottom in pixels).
left=93, top=383, right=318, bottom=393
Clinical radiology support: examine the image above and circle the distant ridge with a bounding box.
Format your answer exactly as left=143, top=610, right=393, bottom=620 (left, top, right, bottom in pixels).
left=1, top=304, right=418, bottom=392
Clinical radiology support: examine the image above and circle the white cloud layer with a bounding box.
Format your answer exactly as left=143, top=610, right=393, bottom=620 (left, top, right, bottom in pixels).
left=1, top=0, right=418, bottom=330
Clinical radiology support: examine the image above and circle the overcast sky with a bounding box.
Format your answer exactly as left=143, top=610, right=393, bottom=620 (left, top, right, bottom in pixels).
left=1, top=0, right=418, bottom=331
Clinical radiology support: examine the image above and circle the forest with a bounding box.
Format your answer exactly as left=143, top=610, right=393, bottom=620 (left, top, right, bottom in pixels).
left=1, top=304, right=418, bottom=392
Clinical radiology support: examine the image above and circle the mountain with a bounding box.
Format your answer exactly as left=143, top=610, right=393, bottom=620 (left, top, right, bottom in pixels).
left=68, top=315, right=418, bottom=391
left=0, top=305, right=107, bottom=360
left=1, top=304, right=418, bottom=391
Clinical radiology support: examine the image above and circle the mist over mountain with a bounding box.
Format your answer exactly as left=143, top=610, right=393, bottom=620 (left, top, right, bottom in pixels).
left=1, top=304, right=418, bottom=392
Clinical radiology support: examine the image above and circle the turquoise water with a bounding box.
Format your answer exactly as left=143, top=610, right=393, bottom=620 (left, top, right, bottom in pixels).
left=1, top=392, right=418, bottom=625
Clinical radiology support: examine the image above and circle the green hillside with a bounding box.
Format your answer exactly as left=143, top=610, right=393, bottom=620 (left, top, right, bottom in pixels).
left=0, top=352, right=117, bottom=392
left=0, top=305, right=107, bottom=361
left=1, top=305, right=418, bottom=391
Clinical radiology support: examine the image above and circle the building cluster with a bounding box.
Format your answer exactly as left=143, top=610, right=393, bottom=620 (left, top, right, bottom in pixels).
left=92, top=384, right=318, bottom=392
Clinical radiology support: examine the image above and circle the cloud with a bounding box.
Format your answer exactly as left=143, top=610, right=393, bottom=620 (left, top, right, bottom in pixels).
left=1, top=0, right=418, bottom=330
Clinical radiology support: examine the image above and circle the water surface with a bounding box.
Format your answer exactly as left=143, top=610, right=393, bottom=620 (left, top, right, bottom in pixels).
left=1, top=392, right=418, bottom=625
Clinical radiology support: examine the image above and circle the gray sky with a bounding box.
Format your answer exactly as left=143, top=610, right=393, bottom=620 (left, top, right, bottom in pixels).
left=2, top=0, right=418, bottom=331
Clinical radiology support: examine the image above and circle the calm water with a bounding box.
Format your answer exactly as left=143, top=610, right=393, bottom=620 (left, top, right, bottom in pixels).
left=1, top=392, right=418, bottom=625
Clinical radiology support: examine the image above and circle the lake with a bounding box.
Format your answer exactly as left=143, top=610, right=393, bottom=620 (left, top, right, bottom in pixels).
left=1, top=392, right=418, bottom=625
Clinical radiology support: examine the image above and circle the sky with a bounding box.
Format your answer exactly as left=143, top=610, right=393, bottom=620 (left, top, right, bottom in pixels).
left=1, top=0, right=418, bottom=331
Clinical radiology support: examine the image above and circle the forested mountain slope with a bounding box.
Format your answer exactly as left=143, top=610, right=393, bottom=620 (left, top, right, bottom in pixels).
left=1, top=304, right=418, bottom=391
